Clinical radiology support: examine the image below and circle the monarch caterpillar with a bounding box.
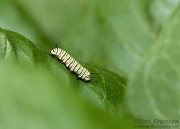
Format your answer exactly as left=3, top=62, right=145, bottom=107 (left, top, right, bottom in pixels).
left=50, top=44, right=94, bottom=82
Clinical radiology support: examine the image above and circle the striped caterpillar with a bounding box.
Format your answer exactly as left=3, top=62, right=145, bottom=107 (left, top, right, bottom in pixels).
left=50, top=45, right=92, bottom=82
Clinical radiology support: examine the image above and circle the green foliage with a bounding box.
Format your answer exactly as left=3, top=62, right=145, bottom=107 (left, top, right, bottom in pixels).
left=127, top=7, right=180, bottom=119
left=0, top=0, right=180, bottom=128
left=0, top=62, right=130, bottom=129
left=0, top=28, right=126, bottom=116
left=0, top=28, right=128, bottom=128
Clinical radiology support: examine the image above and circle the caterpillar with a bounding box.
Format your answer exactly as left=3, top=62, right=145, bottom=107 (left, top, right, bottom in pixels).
left=50, top=44, right=92, bottom=82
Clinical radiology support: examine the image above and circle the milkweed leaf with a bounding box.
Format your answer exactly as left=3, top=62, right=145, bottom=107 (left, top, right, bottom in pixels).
left=126, top=6, right=180, bottom=120
left=0, top=27, right=126, bottom=116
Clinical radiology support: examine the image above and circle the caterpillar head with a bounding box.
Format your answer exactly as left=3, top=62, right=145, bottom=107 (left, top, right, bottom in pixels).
left=50, top=44, right=58, bottom=56
left=50, top=48, right=57, bottom=56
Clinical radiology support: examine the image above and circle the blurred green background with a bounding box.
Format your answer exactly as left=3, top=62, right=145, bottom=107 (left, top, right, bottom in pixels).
left=0, top=0, right=180, bottom=129
left=1, top=0, right=178, bottom=75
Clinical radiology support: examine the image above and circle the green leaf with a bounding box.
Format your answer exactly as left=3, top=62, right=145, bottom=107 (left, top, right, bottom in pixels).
left=0, top=28, right=126, bottom=116
left=71, top=63, right=126, bottom=115
left=0, top=27, right=70, bottom=82
left=148, top=0, right=180, bottom=31
left=0, top=0, right=55, bottom=49
left=126, top=6, right=180, bottom=119
left=0, top=62, right=132, bottom=129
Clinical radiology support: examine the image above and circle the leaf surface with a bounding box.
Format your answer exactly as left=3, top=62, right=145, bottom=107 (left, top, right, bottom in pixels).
left=0, top=28, right=126, bottom=115
left=126, top=6, right=180, bottom=120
